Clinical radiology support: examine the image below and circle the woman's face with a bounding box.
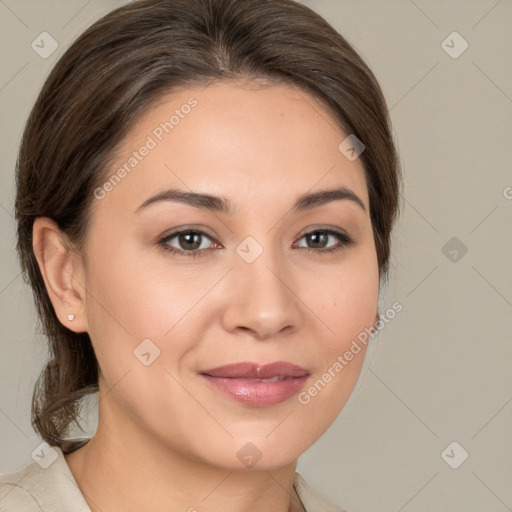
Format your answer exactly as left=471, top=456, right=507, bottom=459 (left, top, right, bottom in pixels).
left=77, top=81, right=379, bottom=469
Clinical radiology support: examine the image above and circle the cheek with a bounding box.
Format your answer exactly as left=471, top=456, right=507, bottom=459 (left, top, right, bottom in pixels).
left=82, top=237, right=209, bottom=374
left=84, top=235, right=168, bottom=332
left=309, top=251, right=379, bottom=350
left=81, top=236, right=161, bottom=376
left=297, top=259, right=377, bottom=411
left=305, top=248, right=378, bottom=412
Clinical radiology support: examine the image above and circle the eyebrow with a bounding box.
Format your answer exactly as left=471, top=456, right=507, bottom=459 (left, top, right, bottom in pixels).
left=134, top=186, right=367, bottom=215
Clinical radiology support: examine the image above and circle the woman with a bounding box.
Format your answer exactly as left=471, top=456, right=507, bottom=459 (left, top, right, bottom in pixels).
left=0, top=0, right=402, bottom=510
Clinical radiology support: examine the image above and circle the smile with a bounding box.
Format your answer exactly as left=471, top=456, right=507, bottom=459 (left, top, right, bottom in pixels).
left=199, top=361, right=310, bottom=407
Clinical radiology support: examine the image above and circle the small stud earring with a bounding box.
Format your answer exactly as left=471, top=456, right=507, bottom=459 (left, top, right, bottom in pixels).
left=68, top=314, right=75, bottom=321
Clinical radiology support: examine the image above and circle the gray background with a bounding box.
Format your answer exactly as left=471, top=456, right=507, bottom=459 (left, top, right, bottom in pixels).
left=1, top=1, right=511, bottom=511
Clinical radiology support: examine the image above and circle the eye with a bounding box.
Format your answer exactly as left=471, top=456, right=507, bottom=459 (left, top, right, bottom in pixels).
left=157, top=227, right=353, bottom=258
left=158, top=229, right=218, bottom=258
left=294, top=229, right=353, bottom=254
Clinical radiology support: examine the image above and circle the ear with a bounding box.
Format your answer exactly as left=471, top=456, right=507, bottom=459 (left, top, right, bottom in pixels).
left=32, top=217, right=88, bottom=333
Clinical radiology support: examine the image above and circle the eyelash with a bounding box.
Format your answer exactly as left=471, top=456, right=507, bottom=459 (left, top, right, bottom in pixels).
left=157, top=228, right=354, bottom=258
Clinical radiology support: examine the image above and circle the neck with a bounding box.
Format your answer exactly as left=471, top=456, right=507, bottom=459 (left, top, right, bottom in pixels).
left=64, top=397, right=304, bottom=512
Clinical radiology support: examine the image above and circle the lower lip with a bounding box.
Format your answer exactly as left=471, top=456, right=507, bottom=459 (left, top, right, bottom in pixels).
left=200, top=375, right=309, bottom=407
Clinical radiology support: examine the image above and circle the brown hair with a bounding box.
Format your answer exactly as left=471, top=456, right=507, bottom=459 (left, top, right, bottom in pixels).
left=15, top=0, right=402, bottom=453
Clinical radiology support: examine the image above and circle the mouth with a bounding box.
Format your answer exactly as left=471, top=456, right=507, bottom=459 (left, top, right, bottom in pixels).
left=199, top=361, right=310, bottom=407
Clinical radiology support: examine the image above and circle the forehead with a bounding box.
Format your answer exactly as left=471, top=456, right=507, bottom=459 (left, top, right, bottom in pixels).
left=97, top=81, right=369, bottom=214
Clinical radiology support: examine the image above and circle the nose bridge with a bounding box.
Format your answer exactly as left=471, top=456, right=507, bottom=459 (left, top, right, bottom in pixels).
left=222, top=234, right=301, bottom=338
left=240, top=245, right=288, bottom=300
left=237, top=235, right=291, bottom=306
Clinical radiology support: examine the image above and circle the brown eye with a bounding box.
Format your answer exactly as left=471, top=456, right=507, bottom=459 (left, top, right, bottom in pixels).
left=295, top=229, right=353, bottom=253
left=175, top=232, right=203, bottom=250
left=304, top=231, right=329, bottom=249
left=159, top=229, right=217, bottom=258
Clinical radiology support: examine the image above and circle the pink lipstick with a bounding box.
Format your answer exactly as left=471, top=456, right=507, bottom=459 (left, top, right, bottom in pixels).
left=199, top=361, right=310, bottom=407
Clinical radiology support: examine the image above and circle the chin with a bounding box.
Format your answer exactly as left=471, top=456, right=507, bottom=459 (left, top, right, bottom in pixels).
left=194, top=432, right=314, bottom=472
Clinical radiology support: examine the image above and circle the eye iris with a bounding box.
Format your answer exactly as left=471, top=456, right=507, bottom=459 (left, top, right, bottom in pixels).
left=307, top=231, right=328, bottom=248
left=179, top=232, right=202, bottom=250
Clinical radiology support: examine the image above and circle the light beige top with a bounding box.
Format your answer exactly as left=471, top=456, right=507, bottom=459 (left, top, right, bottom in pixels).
left=0, top=445, right=349, bottom=512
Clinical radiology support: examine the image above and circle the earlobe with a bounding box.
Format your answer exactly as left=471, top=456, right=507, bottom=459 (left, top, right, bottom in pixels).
left=32, top=217, right=88, bottom=333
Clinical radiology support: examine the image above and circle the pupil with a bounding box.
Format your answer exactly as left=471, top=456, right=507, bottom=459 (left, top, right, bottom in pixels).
left=309, top=232, right=327, bottom=248
left=180, top=232, right=201, bottom=250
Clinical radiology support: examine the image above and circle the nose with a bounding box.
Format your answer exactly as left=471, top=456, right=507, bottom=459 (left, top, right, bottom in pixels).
left=221, top=248, right=303, bottom=341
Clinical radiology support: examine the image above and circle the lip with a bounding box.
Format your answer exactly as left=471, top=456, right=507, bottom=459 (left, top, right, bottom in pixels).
left=199, top=361, right=310, bottom=407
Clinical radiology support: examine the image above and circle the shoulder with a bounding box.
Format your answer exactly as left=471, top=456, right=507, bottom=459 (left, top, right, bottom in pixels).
left=0, top=464, right=43, bottom=512
left=293, top=472, right=351, bottom=512
left=0, top=443, right=91, bottom=512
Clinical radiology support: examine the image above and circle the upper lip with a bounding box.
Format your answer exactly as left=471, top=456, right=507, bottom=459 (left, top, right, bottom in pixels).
left=200, top=361, right=309, bottom=379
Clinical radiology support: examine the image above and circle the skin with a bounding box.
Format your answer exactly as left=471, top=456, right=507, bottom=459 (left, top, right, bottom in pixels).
left=33, top=80, right=380, bottom=512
